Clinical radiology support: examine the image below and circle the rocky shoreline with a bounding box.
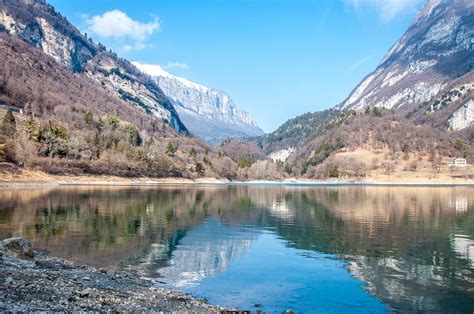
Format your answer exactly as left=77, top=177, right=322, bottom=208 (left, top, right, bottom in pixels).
left=0, top=238, right=223, bottom=312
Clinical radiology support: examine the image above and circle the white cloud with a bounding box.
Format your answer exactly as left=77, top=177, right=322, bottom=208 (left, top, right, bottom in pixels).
left=344, top=0, right=424, bottom=21
left=86, top=10, right=159, bottom=41
left=163, top=62, right=190, bottom=71
left=123, top=43, right=148, bottom=52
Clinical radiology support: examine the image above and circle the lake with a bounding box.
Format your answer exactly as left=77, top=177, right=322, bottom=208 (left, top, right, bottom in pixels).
left=0, top=185, right=473, bottom=312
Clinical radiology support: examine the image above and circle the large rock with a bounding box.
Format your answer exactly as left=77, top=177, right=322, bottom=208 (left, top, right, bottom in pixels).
left=1, top=237, right=34, bottom=259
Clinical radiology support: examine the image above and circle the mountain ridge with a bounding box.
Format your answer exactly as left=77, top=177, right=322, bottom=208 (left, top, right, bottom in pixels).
left=133, top=62, right=263, bottom=145
left=338, top=0, right=473, bottom=131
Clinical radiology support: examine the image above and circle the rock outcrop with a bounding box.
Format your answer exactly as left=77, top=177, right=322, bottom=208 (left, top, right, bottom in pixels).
left=449, top=99, right=474, bottom=130
left=1, top=237, right=34, bottom=259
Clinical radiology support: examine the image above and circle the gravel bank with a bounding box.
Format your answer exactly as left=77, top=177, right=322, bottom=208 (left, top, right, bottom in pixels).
left=0, top=238, right=223, bottom=312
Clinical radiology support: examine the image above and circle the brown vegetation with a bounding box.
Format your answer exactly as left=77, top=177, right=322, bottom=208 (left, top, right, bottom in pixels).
left=0, top=33, right=252, bottom=179
left=283, top=109, right=473, bottom=178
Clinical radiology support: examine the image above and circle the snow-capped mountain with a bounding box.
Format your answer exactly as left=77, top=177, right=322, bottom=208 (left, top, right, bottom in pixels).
left=133, top=62, right=264, bottom=145
left=339, top=0, right=473, bottom=130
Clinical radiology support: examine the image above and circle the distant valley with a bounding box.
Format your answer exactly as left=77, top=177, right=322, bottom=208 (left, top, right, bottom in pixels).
left=0, top=0, right=473, bottom=183
left=133, top=62, right=263, bottom=145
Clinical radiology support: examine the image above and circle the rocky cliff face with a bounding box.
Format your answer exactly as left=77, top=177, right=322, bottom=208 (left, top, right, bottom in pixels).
left=449, top=99, right=474, bottom=130
left=0, top=0, right=188, bottom=134
left=339, top=0, right=473, bottom=130
left=133, top=62, right=263, bottom=145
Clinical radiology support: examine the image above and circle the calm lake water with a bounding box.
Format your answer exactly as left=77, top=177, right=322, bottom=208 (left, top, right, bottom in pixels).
left=1, top=185, right=473, bottom=312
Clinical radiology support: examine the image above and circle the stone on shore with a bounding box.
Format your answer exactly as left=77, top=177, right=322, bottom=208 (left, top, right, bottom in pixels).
left=1, top=237, right=34, bottom=259
left=79, top=288, right=91, bottom=298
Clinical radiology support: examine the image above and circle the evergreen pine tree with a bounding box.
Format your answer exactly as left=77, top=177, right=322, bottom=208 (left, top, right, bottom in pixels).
left=165, top=140, right=176, bottom=156
left=1, top=109, right=16, bottom=137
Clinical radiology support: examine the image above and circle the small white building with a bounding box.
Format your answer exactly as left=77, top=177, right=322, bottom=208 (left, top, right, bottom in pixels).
left=449, top=158, right=467, bottom=167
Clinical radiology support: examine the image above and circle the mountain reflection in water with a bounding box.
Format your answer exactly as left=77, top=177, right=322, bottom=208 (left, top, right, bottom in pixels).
left=0, top=185, right=473, bottom=312
left=126, top=218, right=259, bottom=287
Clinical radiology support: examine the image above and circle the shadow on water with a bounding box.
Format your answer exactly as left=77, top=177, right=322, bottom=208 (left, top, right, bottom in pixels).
left=0, top=185, right=473, bottom=312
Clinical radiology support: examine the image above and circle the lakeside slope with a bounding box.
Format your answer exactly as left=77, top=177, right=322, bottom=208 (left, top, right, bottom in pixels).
left=0, top=169, right=473, bottom=187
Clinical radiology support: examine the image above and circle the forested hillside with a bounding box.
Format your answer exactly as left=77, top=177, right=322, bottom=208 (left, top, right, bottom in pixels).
left=245, top=106, right=472, bottom=179
left=253, top=109, right=344, bottom=154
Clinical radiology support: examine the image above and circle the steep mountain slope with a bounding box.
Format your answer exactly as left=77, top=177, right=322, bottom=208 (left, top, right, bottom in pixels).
left=339, top=0, right=473, bottom=130
left=0, top=0, right=188, bottom=133
left=0, top=33, right=162, bottom=130
left=0, top=0, right=273, bottom=181
left=133, top=62, right=263, bottom=145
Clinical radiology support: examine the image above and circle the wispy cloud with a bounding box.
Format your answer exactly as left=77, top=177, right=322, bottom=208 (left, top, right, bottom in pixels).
left=344, top=0, right=424, bottom=22
left=123, top=43, right=148, bottom=52
left=86, top=10, right=159, bottom=41
left=318, top=7, right=331, bottom=27
left=348, top=54, right=374, bottom=72
left=163, top=62, right=190, bottom=71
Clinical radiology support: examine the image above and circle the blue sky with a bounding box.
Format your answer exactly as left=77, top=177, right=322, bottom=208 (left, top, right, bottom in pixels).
left=49, top=0, right=424, bottom=132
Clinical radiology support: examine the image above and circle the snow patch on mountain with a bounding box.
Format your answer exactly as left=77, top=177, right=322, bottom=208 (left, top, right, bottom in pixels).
left=408, top=60, right=437, bottom=73
left=341, top=72, right=378, bottom=109
left=132, top=63, right=209, bottom=93
left=381, top=71, right=408, bottom=87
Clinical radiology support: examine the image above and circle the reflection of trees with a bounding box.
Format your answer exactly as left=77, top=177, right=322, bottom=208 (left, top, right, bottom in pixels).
left=1, top=186, right=473, bottom=312
left=259, top=187, right=474, bottom=312
left=268, top=187, right=474, bottom=258
left=0, top=186, right=264, bottom=267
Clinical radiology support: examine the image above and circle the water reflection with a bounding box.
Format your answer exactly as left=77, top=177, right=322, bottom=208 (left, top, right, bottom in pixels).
left=452, top=234, right=474, bottom=266
left=0, top=185, right=473, bottom=312
left=127, top=218, right=259, bottom=287
left=451, top=195, right=468, bottom=213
